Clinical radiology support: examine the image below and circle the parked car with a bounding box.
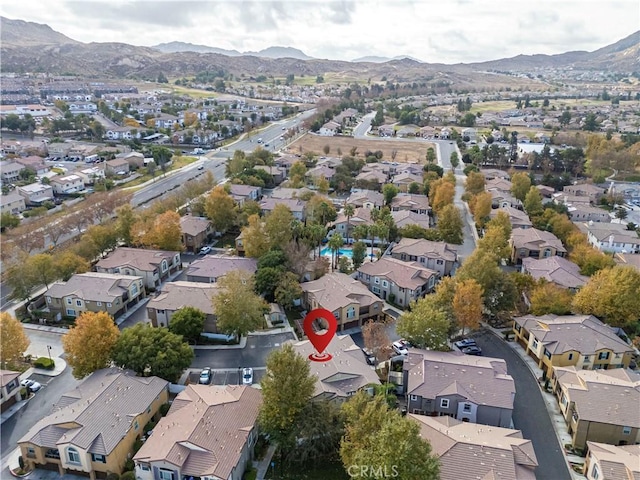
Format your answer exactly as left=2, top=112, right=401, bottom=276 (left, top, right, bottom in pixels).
left=392, top=340, right=410, bottom=356
left=454, top=339, right=477, bottom=349
left=461, top=346, right=482, bottom=356
left=199, top=367, right=212, bottom=384
left=21, top=379, right=42, bottom=392
left=242, top=367, right=253, bottom=385
left=199, top=246, right=212, bottom=255
left=362, top=348, right=376, bottom=366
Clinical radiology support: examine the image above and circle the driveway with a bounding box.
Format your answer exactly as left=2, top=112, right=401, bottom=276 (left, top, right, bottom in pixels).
left=473, top=332, right=571, bottom=480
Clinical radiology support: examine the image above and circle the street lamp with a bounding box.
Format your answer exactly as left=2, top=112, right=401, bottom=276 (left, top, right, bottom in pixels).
left=46, top=345, right=52, bottom=362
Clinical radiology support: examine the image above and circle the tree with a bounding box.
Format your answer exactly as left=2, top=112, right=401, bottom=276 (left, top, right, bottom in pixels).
left=341, top=392, right=439, bottom=480
left=0, top=313, right=30, bottom=369
left=477, top=224, right=511, bottom=260
left=55, top=251, right=90, bottom=281
left=430, top=179, right=455, bottom=214
left=242, top=214, right=270, bottom=258
left=437, top=204, right=464, bottom=244
left=1, top=212, right=20, bottom=230
left=397, top=296, right=450, bottom=351
left=205, top=186, right=236, bottom=233
left=291, top=399, right=344, bottom=465
left=306, top=195, right=337, bottom=225
left=449, top=151, right=460, bottom=170
left=116, top=204, right=137, bottom=245
left=5, top=257, right=38, bottom=303
left=530, top=281, right=574, bottom=315
left=147, top=211, right=183, bottom=251
left=426, top=147, right=436, bottom=164
left=167, top=307, right=205, bottom=343
left=569, top=244, right=616, bottom=276
left=327, top=232, right=344, bottom=269
left=524, top=187, right=544, bottom=218
left=382, top=184, right=399, bottom=206
left=62, top=311, right=120, bottom=379
left=472, top=191, right=492, bottom=228
left=259, top=344, right=316, bottom=449
left=362, top=319, right=391, bottom=362
left=264, top=204, right=294, bottom=250
left=464, top=171, right=485, bottom=196
left=274, top=272, right=303, bottom=310
left=255, top=266, right=283, bottom=300
left=343, top=204, right=355, bottom=244
left=83, top=224, right=118, bottom=258
left=111, top=323, right=194, bottom=383
left=511, top=172, right=532, bottom=202
left=212, top=270, right=267, bottom=338
left=28, top=254, right=57, bottom=289
left=351, top=241, right=367, bottom=269
left=453, top=279, right=484, bottom=336
left=572, top=266, right=640, bottom=328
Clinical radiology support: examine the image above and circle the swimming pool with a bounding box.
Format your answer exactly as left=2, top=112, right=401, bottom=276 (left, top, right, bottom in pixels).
left=320, top=247, right=353, bottom=258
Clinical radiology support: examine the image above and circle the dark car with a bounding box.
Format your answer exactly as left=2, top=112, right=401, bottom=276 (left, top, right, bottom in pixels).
left=461, top=346, right=482, bottom=356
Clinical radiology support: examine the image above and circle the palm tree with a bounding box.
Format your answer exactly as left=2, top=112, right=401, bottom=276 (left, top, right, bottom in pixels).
left=343, top=203, right=355, bottom=245
left=328, top=232, right=344, bottom=270
left=305, top=224, right=326, bottom=259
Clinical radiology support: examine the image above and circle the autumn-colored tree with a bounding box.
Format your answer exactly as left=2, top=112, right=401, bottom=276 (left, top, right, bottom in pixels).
left=453, top=279, right=484, bottom=336
left=529, top=281, right=574, bottom=315
left=146, top=211, right=183, bottom=251
left=55, top=250, right=90, bottom=281
left=205, top=185, right=237, bottom=233
left=485, top=210, right=512, bottom=239
left=0, top=313, right=30, bottom=369
left=62, top=311, right=120, bottom=379
left=264, top=204, right=294, bottom=250
left=362, top=319, right=392, bottom=361
left=477, top=224, right=511, bottom=260
left=464, top=171, right=486, bottom=196
left=437, top=204, right=464, bottom=244
left=305, top=195, right=337, bottom=225
left=397, top=296, right=450, bottom=351
left=510, top=172, right=532, bottom=202
left=83, top=224, right=118, bottom=258
left=569, top=244, right=616, bottom=276
left=524, top=187, right=544, bottom=218
left=242, top=214, right=270, bottom=258
left=42, top=215, right=73, bottom=248
left=472, top=191, right=492, bottom=228
left=572, top=266, right=640, bottom=327
left=213, top=270, right=267, bottom=338
left=430, top=179, right=455, bottom=214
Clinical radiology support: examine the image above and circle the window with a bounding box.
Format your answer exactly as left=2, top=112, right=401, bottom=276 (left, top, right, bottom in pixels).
left=66, top=298, right=72, bottom=305
left=463, top=403, right=471, bottom=413
left=134, top=420, right=139, bottom=430
left=372, top=286, right=380, bottom=294
left=146, top=406, right=151, bottom=414
left=598, top=351, right=610, bottom=360
left=46, top=297, right=51, bottom=304
left=161, top=260, right=168, bottom=272
left=75, top=300, right=82, bottom=307
left=66, top=309, right=76, bottom=317
left=410, top=395, right=418, bottom=401
left=568, top=353, right=573, bottom=361
left=131, top=283, right=138, bottom=295
left=140, top=464, right=150, bottom=472
left=544, top=349, right=551, bottom=359
left=159, top=469, right=174, bottom=480
left=543, top=248, right=552, bottom=258
left=622, top=426, right=632, bottom=435
left=91, top=453, right=106, bottom=463
left=346, top=307, right=355, bottom=319
left=436, top=259, right=443, bottom=265
left=106, top=303, right=112, bottom=308
left=382, top=280, right=388, bottom=288
left=591, top=463, right=600, bottom=480
left=26, top=447, right=35, bottom=458
left=67, top=447, right=81, bottom=464
left=440, top=399, right=449, bottom=409
left=532, top=339, right=538, bottom=349
left=584, top=356, right=590, bottom=362
left=374, top=277, right=380, bottom=284
left=97, top=302, right=102, bottom=307
left=420, top=257, right=425, bottom=264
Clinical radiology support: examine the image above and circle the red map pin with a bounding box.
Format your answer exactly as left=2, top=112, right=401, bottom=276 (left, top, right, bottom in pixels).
left=303, top=308, right=337, bottom=362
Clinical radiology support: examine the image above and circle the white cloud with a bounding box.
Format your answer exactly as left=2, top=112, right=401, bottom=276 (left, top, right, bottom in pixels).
left=1, top=0, right=637, bottom=63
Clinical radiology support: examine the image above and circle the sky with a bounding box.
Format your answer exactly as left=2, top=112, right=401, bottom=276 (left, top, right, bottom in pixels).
left=1, top=0, right=638, bottom=63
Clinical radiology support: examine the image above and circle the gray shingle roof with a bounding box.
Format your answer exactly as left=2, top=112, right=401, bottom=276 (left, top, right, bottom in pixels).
left=46, top=272, right=143, bottom=303
left=357, top=257, right=438, bottom=290
left=186, top=255, right=257, bottom=281
left=95, top=247, right=179, bottom=272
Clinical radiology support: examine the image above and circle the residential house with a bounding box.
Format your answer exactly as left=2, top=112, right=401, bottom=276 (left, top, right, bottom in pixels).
left=489, top=188, right=522, bottom=209
left=392, top=172, right=423, bottom=192
left=15, top=156, right=49, bottom=175
left=481, top=169, right=511, bottom=181
left=49, top=174, right=85, bottom=195
left=568, top=204, right=611, bottom=223
left=412, top=415, right=538, bottom=480
left=554, top=192, right=592, bottom=206
left=306, top=165, right=335, bottom=182
left=76, top=167, right=105, bottom=186
left=583, top=442, right=640, bottom=480
left=259, top=198, right=306, bottom=220
left=419, top=126, right=436, bottom=138
left=318, top=120, right=340, bottom=136
left=300, top=272, right=383, bottom=330
left=147, top=281, right=219, bottom=332
left=390, top=210, right=431, bottom=230
left=253, top=165, right=286, bottom=185
left=439, top=127, right=451, bottom=139
left=0, top=370, right=23, bottom=412
left=578, top=222, right=640, bottom=254
left=378, top=125, right=394, bottom=137
left=485, top=177, right=513, bottom=192
left=291, top=335, right=380, bottom=402
left=403, top=350, right=515, bottom=427
left=229, top=184, right=261, bottom=206
left=390, top=193, right=430, bottom=215
left=179, top=215, right=212, bottom=253
left=133, top=385, right=261, bottom=480
left=536, top=184, right=555, bottom=198
left=389, top=238, right=458, bottom=276
left=95, top=247, right=181, bottom=289
left=269, top=186, right=312, bottom=200
left=115, top=151, right=145, bottom=169
left=490, top=205, right=532, bottom=229
left=19, top=368, right=168, bottom=480
left=45, top=272, right=145, bottom=320
left=186, top=255, right=258, bottom=283
left=563, top=184, right=605, bottom=203
left=615, top=252, right=640, bottom=272
left=105, top=127, right=141, bottom=141
left=235, top=231, right=246, bottom=257
left=0, top=161, right=22, bottom=183
left=331, top=207, right=373, bottom=242
left=552, top=367, right=640, bottom=450
left=17, top=183, right=54, bottom=206
left=396, top=125, right=419, bottom=137
left=152, top=113, right=179, bottom=130
left=461, top=127, right=477, bottom=141
left=510, top=228, right=567, bottom=264
left=357, top=257, right=438, bottom=306
left=355, top=169, right=387, bottom=188
left=513, top=314, right=635, bottom=378
left=521, top=256, right=588, bottom=291
left=346, top=190, right=384, bottom=209
left=104, top=158, right=130, bottom=176
left=0, top=192, right=26, bottom=215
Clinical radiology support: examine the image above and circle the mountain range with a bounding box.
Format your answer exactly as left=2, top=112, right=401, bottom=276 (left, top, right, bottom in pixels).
left=1, top=17, right=638, bottom=84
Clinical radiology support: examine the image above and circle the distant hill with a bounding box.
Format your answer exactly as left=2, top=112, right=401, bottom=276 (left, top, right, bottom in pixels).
left=152, top=42, right=312, bottom=60
left=353, top=55, right=424, bottom=63
left=0, top=17, right=80, bottom=46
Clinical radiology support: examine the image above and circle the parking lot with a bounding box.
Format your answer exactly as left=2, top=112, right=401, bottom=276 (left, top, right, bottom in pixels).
left=187, top=368, right=266, bottom=387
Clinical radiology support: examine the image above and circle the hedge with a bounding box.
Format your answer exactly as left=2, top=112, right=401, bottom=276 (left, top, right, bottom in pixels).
left=33, top=357, right=55, bottom=370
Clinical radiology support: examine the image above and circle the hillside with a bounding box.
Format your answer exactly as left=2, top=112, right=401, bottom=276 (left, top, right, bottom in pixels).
left=152, top=42, right=312, bottom=60
left=0, top=17, right=80, bottom=46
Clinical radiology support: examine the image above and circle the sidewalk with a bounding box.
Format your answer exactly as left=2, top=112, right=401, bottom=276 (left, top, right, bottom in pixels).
left=254, top=444, right=277, bottom=480
left=484, top=325, right=586, bottom=480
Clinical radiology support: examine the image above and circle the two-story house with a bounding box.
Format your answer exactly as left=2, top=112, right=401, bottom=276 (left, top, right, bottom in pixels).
left=346, top=190, right=384, bottom=210
left=552, top=367, right=640, bottom=450
left=147, top=281, right=219, bottom=332
left=510, top=228, right=567, bottom=265
left=229, top=184, right=261, bottom=206
left=357, top=257, right=438, bottom=307
left=0, top=370, right=23, bottom=412
left=489, top=206, right=532, bottom=229
left=403, top=350, right=515, bottom=428
left=389, top=238, right=458, bottom=277
left=0, top=161, right=22, bottom=183
left=513, top=314, right=635, bottom=379
left=95, top=247, right=181, bottom=289
left=186, top=255, right=258, bottom=283
left=291, top=335, right=380, bottom=402
left=567, top=204, right=611, bottom=223
left=521, top=256, right=588, bottom=291
left=300, top=272, right=383, bottom=330
left=49, top=174, right=85, bottom=195
left=0, top=192, right=26, bottom=215
left=579, top=222, right=640, bottom=254
left=583, top=442, right=640, bottom=480
left=45, top=272, right=146, bottom=320
left=133, top=385, right=261, bottom=480
left=179, top=215, right=212, bottom=253
left=19, top=368, right=168, bottom=480
left=104, top=158, right=130, bottom=176
left=331, top=207, right=374, bottom=243
left=259, top=198, right=306, bottom=221
left=563, top=184, right=605, bottom=203
left=390, top=210, right=431, bottom=230
left=17, top=183, right=54, bottom=206
left=390, top=194, right=430, bottom=215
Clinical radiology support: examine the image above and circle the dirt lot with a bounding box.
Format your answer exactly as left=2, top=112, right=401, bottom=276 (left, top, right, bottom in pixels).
left=287, top=134, right=434, bottom=164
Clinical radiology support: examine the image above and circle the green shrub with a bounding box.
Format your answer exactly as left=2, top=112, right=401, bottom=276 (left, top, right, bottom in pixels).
left=33, top=357, right=55, bottom=370
left=243, top=468, right=257, bottom=480
left=159, top=403, right=171, bottom=417
left=105, top=473, right=120, bottom=480
left=121, top=472, right=136, bottom=480
left=123, top=458, right=135, bottom=472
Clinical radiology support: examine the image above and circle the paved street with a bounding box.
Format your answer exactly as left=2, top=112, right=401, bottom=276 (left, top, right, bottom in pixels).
left=473, top=333, right=572, bottom=480
left=186, top=367, right=267, bottom=386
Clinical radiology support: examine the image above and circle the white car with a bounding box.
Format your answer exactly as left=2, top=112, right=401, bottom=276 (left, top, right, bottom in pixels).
left=199, top=246, right=212, bottom=255
left=21, top=379, right=42, bottom=392
left=242, top=367, right=253, bottom=385
left=392, top=340, right=410, bottom=356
